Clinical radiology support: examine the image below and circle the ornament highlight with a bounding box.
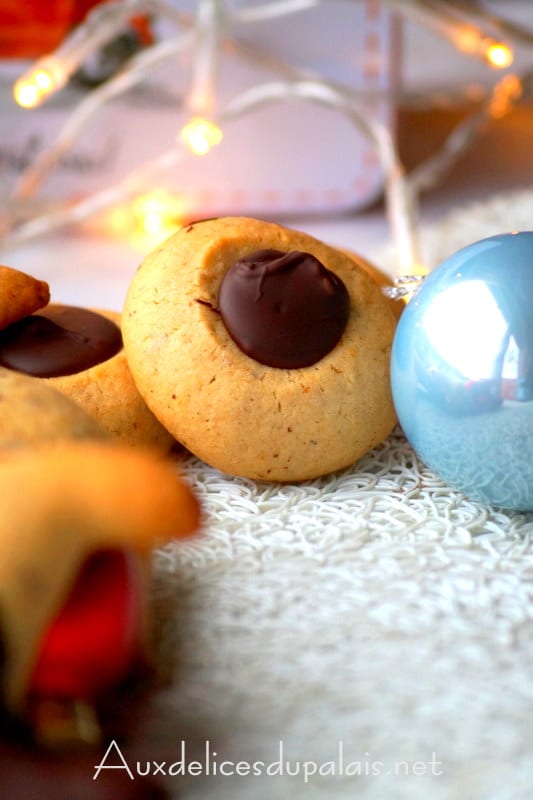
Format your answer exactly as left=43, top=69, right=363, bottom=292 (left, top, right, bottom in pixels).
left=391, top=232, right=533, bottom=511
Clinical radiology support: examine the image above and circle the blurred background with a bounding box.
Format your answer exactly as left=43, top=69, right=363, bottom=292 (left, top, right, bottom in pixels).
left=0, top=1, right=532, bottom=300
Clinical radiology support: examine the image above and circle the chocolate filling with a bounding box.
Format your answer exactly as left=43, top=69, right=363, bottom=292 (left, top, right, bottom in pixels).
left=0, top=305, right=122, bottom=378
left=218, top=249, right=350, bottom=368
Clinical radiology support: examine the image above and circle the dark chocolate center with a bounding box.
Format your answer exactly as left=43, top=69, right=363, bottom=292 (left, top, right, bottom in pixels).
left=218, top=249, right=350, bottom=368
left=0, top=305, right=123, bottom=378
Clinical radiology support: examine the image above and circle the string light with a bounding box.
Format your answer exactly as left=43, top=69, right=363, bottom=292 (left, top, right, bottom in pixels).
left=2, top=0, right=533, bottom=277
left=379, top=1, right=515, bottom=71
left=483, top=39, right=514, bottom=69
left=13, top=82, right=40, bottom=110
left=12, top=31, right=193, bottom=201
left=13, top=0, right=189, bottom=108
left=13, top=57, right=68, bottom=108
left=106, top=189, right=187, bottom=247
left=410, top=70, right=525, bottom=198
left=180, top=116, right=223, bottom=155
left=449, top=28, right=513, bottom=68
left=179, top=1, right=222, bottom=157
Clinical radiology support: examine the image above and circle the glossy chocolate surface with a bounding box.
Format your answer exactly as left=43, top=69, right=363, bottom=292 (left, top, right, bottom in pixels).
left=0, top=305, right=122, bottom=378
left=218, top=249, right=350, bottom=368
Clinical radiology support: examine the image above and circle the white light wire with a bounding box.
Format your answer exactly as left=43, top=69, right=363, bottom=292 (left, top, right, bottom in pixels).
left=12, top=33, right=193, bottom=201
left=427, top=0, right=533, bottom=48
left=234, top=0, right=327, bottom=23
left=220, top=80, right=422, bottom=273
left=2, top=0, right=532, bottom=275
left=41, top=0, right=187, bottom=80
left=11, top=19, right=394, bottom=205
left=1, top=78, right=422, bottom=274
left=187, top=0, right=222, bottom=115
left=410, top=69, right=529, bottom=194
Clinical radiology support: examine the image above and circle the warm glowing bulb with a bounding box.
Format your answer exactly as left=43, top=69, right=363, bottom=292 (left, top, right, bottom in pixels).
left=453, top=28, right=513, bottom=69
left=142, top=211, right=165, bottom=235
left=485, top=40, right=513, bottom=69
left=133, top=191, right=186, bottom=241
left=34, top=68, right=54, bottom=91
left=101, top=191, right=187, bottom=248
left=13, top=80, right=41, bottom=109
left=181, top=117, right=223, bottom=156
left=13, top=57, right=66, bottom=108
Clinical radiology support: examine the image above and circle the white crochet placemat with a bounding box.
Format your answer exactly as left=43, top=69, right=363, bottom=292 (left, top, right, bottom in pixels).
left=150, top=190, right=533, bottom=800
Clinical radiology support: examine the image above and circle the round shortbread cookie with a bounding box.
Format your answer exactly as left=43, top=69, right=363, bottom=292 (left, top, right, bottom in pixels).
left=0, top=303, right=176, bottom=453
left=0, top=367, right=107, bottom=452
left=122, top=217, right=397, bottom=481
left=46, top=308, right=175, bottom=452
left=0, top=440, right=201, bottom=711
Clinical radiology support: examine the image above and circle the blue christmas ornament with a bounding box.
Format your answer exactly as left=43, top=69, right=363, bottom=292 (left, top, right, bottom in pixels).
left=391, top=231, right=533, bottom=511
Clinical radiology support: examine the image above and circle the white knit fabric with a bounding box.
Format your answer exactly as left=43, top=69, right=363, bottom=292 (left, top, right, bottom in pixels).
left=150, top=191, right=533, bottom=800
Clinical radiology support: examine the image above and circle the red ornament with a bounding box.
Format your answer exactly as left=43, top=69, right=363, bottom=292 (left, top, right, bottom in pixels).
left=29, top=549, right=145, bottom=699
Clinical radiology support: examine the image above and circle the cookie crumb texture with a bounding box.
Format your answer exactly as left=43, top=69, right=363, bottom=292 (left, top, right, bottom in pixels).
left=0, top=368, right=107, bottom=452
left=123, top=217, right=397, bottom=481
